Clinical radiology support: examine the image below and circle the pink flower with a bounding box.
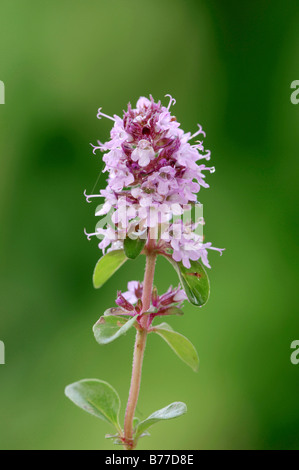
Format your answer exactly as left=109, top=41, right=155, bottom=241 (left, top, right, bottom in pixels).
left=112, top=281, right=187, bottom=327
left=131, top=140, right=156, bottom=167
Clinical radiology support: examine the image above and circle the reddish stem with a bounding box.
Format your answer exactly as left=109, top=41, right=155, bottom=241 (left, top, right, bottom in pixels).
left=123, top=251, right=157, bottom=449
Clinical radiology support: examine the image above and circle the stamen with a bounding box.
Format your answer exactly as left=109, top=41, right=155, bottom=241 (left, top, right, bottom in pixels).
left=193, top=140, right=204, bottom=150
left=90, top=141, right=104, bottom=155
left=84, top=189, right=103, bottom=203
left=84, top=228, right=101, bottom=241
left=189, top=124, right=206, bottom=140
left=97, top=107, right=116, bottom=122
left=208, top=245, right=225, bottom=255
left=202, top=150, right=211, bottom=160
left=165, top=94, right=176, bottom=111
left=193, top=146, right=211, bottom=161
left=207, top=166, right=215, bottom=173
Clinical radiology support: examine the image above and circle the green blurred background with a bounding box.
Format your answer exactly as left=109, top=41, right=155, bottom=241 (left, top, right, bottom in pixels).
left=0, top=0, right=298, bottom=450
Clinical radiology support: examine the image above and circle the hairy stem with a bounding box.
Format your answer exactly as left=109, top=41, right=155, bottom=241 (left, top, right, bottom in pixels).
left=123, top=252, right=157, bottom=449
left=123, top=329, right=147, bottom=450
left=140, top=252, right=157, bottom=328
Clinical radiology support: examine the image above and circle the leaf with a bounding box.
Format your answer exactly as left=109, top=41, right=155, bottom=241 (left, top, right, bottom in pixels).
left=133, top=417, right=141, bottom=432
left=153, top=322, right=199, bottom=372
left=124, top=236, right=146, bottom=259
left=160, top=306, right=184, bottom=316
left=103, top=307, right=130, bottom=317
left=164, top=256, right=210, bottom=307
left=93, top=314, right=138, bottom=345
left=143, top=306, right=183, bottom=317
left=65, top=379, right=121, bottom=430
left=105, top=434, right=123, bottom=445
left=93, top=250, right=127, bottom=289
left=135, top=402, right=187, bottom=440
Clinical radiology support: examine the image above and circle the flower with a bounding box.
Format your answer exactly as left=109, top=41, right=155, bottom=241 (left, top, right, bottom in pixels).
left=131, top=139, right=156, bottom=167
left=167, top=220, right=224, bottom=269
left=84, top=95, right=223, bottom=269
left=112, top=281, right=187, bottom=327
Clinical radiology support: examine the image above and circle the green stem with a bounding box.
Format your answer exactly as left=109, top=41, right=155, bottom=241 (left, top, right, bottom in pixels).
left=123, top=252, right=157, bottom=450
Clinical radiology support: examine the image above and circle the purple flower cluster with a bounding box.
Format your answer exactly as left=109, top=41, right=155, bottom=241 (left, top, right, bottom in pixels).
left=85, top=95, right=223, bottom=269
left=111, top=281, right=187, bottom=327
left=160, top=219, right=223, bottom=269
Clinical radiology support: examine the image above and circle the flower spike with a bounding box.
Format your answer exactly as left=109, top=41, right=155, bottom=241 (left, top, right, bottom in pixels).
left=65, top=94, right=223, bottom=451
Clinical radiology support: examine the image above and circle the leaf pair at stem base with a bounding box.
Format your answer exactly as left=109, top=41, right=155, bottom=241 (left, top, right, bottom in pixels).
left=65, top=379, right=187, bottom=449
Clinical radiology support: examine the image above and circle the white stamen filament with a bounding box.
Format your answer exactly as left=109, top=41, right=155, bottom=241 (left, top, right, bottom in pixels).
left=90, top=141, right=104, bottom=155
left=84, top=228, right=102, bottom=241
left=165, top=94, right=176, bottom=111
left=97, top=107, right=116, bottom=122
left=193, top=140, right=204, bottom=150
left=84, top=189, right=103, bottom=203
left=193, top=145, right=211, bottom=161
left=190, top=124, right=206, bottom=140
left=203, top=150, right=211, bottom=160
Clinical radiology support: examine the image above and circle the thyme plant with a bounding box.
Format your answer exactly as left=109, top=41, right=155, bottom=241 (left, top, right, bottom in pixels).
left=65, top=95, right=223, bottom=450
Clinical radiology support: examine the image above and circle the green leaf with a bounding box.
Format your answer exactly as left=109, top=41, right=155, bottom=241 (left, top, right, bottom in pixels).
left=164, top=256, right=210, bottom=307
left=153, top=322, right=199, bottom=372
left=93, top=314, right=138, bottom=345
left=143, top=306, right=183, bottom=317
left=105, top=434, right=123, bottom=445
left=160, top=306, right=184, bottom=316
left=103, top=307, right=129, bottom=317
left=135, top=402, right=187, bottom=440
left=124, top=236, right=146, bottom=259
left=93, top=250, right=127, bottom=289
left=133, top=417, right=141, bottom=432
left=65, top=379, right=121, bottom=430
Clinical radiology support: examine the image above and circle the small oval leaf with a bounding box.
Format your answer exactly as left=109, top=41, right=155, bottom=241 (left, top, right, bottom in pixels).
left=124, top=236, right=146, bottom=260
left=135, top=402, right=187, bottom=440
left=163, top=256, right=210, bottom=307
left=153, top=322, right=199, bottom=372
left=65, top=379, right=121, bottom=430
left=93, top=250, right=127, bottom=289
left=93, top=314, right=138, bottom=345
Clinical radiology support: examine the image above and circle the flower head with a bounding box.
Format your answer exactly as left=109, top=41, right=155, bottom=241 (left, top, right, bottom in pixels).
left=85, top=95, right=223, bottom=269
left=97, top=95, right=213, bottom=207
